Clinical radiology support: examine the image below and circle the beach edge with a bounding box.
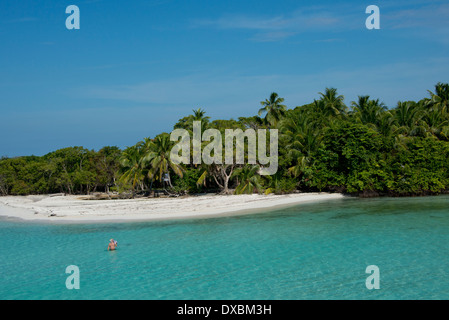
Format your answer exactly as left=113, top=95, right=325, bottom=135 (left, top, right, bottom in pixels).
left=0, top=193, right=348, bottom=224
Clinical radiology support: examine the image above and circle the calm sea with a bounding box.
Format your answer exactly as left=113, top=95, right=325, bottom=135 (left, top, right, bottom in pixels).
left=1, top=196, right=449, bottom=300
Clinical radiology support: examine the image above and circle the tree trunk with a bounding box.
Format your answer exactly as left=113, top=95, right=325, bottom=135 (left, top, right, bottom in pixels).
left=223, top=175, right=230, bottom=194
left=167, top=173, right=174, bottom=189
left=219, top=164, right=235, bottom=194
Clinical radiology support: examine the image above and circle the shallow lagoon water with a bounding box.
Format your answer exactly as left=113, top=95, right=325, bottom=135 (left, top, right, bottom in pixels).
left=1, top=196, right=449, bottom=300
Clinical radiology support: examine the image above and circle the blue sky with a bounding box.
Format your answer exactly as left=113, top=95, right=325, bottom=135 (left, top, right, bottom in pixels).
left=1, top=0, right=448, bottom=157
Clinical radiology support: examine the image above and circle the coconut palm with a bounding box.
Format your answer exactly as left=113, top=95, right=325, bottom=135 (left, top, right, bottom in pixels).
left=422, top=109, right=449, bottom=140
left=263, top=171, right=290, bottom=195
left=143, top=133, right=184, bottom=189
left=238, top=115, right=266, bottom=130
left=258, top=92, right=287, bottom=127
left=192, top=108, right=210, bottom=121
left=350, top=95, right=394, bottom=137
left=425, top=82, right=449, bottom=114
left=280, top=114, right=321, bottom=178
left=174, top=108, right=210, bottom=133
left=231, top=165, right=263, bottom=194
left=393, top=101, right=426, bottom=136
left=376, top=111, right=395, bottom=137
left=119, top=145, right=146, bottom=193
left=196, top=162, right=236, bottom=194
left=317, top=87, right=347, bottom=117
left=351, top=96, right=387, bottom=126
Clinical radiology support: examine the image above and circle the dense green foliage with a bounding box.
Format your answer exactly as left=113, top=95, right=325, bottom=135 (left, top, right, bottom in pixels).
left=0, top=146, right=121, bottom=195
left=1, top=83, right=449, bottom=197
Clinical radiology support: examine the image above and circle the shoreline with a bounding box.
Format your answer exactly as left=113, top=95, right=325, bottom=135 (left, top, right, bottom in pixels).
left=0, top=193, right=347, bottom=224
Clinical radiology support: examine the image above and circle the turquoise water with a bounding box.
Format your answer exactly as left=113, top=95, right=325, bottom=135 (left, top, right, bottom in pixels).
left=1, top=196, right=449, bottom=300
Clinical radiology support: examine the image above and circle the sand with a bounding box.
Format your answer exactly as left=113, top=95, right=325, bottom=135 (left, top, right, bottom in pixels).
left=0, top=192, right=346, bottom=223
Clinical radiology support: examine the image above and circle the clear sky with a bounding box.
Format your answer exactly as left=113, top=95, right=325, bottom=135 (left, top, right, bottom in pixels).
left=1, top=0, right=448, bottom=157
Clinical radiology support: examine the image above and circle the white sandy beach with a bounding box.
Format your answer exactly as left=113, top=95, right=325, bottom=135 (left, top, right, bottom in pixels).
left=0, top=193, right=345, bottom=223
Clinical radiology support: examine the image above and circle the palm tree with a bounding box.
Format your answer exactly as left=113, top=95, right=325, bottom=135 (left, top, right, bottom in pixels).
left=174, top=108, right=210, bottom=133
left=119, top=145, right=146, bottom=194
left=238, top=115, right=266, bottom=130
left=350, top=96, right=393, bottom=136
left=174, top=108, right=211, bottom=167
left=231, top=165, right=263, bottom=194
left=192, top=108, right=210, bottom=122
left=263, top=171, right=288, bottom=195
left=258, top=92, right=287, bottom=127
left=280, top=114, right=321, bottom=178
left=317, top=87, right=347, bottom=117
left=425, top=82, right=449, bottom=114
left=192, top=108, right=211, bottom=134
left=351, top=96, right=387, bottom=126
left=376, top=111, right=395, bottom=137
left=422, top=109, right=449, bottom=140
left=143, top=133, right=184, bottom=190
left=196, top=162, right=236, bottom=194
left=393, top=101, right=425, bottom=136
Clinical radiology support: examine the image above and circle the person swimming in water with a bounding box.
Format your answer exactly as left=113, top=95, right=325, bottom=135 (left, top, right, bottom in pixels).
left=107, top=239, right=118, bottom=251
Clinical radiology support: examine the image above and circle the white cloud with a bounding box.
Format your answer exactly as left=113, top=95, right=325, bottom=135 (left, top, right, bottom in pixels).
left=192, top=2, right=449, bottom=43
left=192, top=8, right=348, bottom=42
left=3, top=17, right=38, bottom=24
left=77, top=57, right=449, bottom=114
left=384, top=2, right=449, bottom=30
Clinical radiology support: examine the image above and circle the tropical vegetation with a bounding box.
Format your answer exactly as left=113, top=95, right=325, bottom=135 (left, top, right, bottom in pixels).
left=1, top=83, right=449, bottom=197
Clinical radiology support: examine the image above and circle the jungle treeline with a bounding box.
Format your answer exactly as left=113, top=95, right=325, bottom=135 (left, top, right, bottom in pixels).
left=1, top=82, right=449, bottom=197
